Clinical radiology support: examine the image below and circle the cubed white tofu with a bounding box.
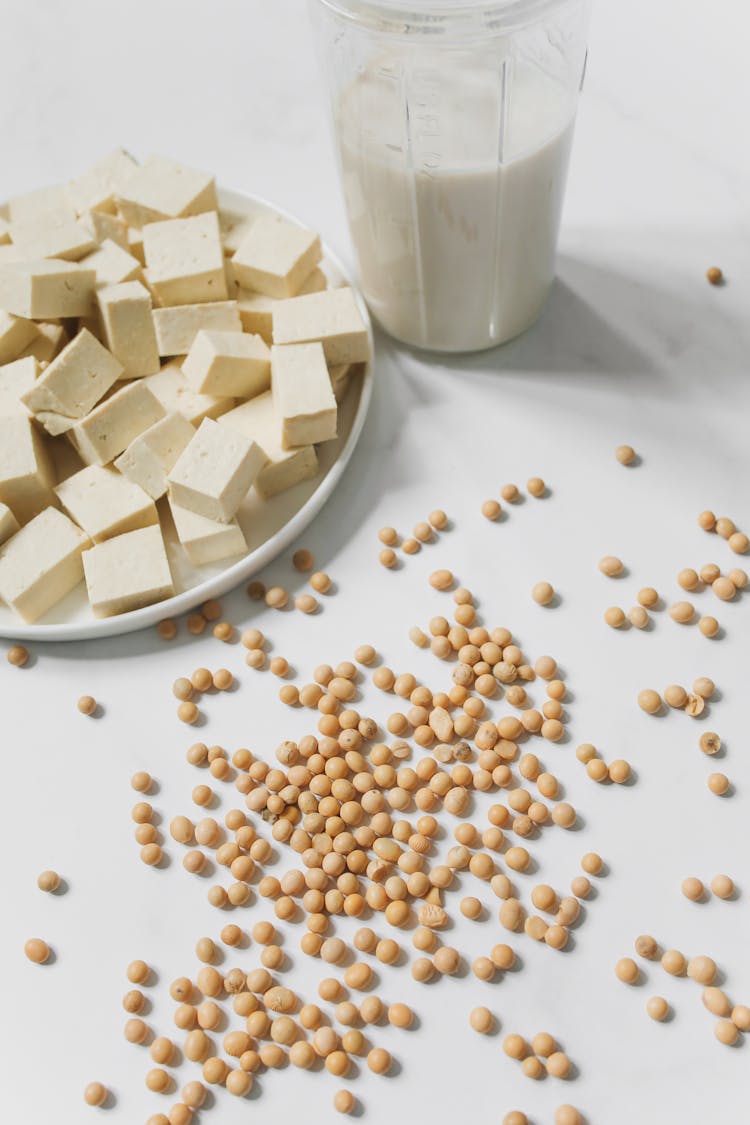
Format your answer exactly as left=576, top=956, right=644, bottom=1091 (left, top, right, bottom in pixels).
left=0, top=357, right=39, bottom=417
left=114, top=411, right=195, bottom=500
left=0, top=506, right=90, bottom=622
left=219, top=390, right=318, bottom=499
left=81, top=208, right=129, bottom=250
left=55, top=464, right=157, bottom=543
left=116, top=155, right=217, bottom=227
left=0, top=414, right=56, bottom=522
left=0, top=260, right=95, bottom=319
left=236, top=267, right=327, bottom=343
left=168, top=416, right=265, bottom=522
left=8, top=184, right=74, bottom=223
left=232, top=215, right=322, bottom=299
left=69, top=381, right=165, bottom=466
left=182, top=330, right=271, bottom=398
left=143, top=212, right=227, bottom=307
left=82, top=239, right=143, bottom=286
left=127, top=226, right=145, bottom=265
left=330, top=362, right=353, bottom=403
left=153, top=301, right=241, bottom=357
left=0, top=501, right=20, bottom=545
left=220, top=211, right=254, bottom=255
left=0, top=310, right=37, bottom=364
left=67, top=148, right=138, bottom=215
left=97, top=281, right=159, bottom=377
left=22, top=328, right=123, bottom=429
left=9, top=214, right=96, bottom=262
left=169, top=499, right=247, bottom=566
left=272, top=287, right=370, bottom=366
left=18, top=321, right=69, bottom=365
left=82, top=523, right=174, bottom=617
left=144, top=364, right=235, bottom=426
left=271, top=342, right=337, bottom=448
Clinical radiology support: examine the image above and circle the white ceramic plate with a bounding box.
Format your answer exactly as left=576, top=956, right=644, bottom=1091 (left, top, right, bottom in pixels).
left=0, top=188, right=373, bottom=642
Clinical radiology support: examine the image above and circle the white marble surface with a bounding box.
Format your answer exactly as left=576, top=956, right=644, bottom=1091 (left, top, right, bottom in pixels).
left=2, top=2, right=749, bottom=1123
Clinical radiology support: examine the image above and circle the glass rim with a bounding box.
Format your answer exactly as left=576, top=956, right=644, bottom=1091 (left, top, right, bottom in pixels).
left=312, top=0, right=574, bottom=34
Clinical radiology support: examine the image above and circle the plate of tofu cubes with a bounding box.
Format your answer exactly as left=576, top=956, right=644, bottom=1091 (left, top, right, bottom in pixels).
left=0, top=151, right=373, bottom=640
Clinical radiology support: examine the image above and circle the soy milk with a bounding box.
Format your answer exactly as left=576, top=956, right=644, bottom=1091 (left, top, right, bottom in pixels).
left=335, top=63, right=575, bottom=351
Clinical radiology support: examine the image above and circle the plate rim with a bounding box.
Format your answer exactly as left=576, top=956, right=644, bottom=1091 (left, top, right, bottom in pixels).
left=0, top=188, right=373, bottom=643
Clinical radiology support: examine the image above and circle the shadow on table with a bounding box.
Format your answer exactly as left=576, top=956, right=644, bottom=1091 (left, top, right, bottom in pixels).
left=39, top=250, right=730, bottom=662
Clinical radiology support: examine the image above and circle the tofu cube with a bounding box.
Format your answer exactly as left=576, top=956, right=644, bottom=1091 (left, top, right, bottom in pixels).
left=272, top=287, right=370, bottom=366
left=81, top=208, right=129, bottom=250
left=153, top=300, right=241, bottom=357
left=219, top=390, right=318, bottom=499
left=114, top=411, right=195, bottom=500
left=127, top=226, right=145, bottom=265
left=9, top=214, right=96, bottom=262
left=0, top=311, right=38, bottom=364
left=97, top=281, right=159, bottom=378
left=18, top=321, right=69, bottom=365
left=182, top=330, right=271, bottom=398
left=0, top=357, right=39, bottom=418
left=0, top=501, right=20, bottom=546
left=55, top=464, right=158, bottom=543
left=143, top=212, right=227, bottom=306
left=115, top=154, right=217, bottom=228
left=232, top=215, right=322, bottom=299
left=271, top=342, right=337, bottom=448
left=168, top=416, right=265, bottom=523
left=67, top=148, right=138, bottom=215
left=219, top=210, right=254, bottom=255
left=0, top=414, right=56, bottom=523
left=69, top=380, right=165, bottom=466
left=0, top=506, right=90, bottom=622
left=0, top=260, right=96, bottom=319
left=22, top=328, right=124, bottom=430
left=82, top=239, right=143, bottom=286
left=169, top=499, right=247, bottom=566
left=236, top=267, right=327, bottom=343
left=8, top=184, right=74, bottom=223
left=82, top=523, right=174, bottom=617
left=144, top=364, right=235, bottom=426
left=330, top=362, right=354, bottom=403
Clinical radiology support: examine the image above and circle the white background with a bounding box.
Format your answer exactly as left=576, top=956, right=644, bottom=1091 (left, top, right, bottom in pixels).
left=1, top=1, right=750, bottom=1123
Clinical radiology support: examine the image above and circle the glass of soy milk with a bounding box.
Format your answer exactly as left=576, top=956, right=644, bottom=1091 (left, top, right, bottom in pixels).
left=310, top=0, right=591, bottom=352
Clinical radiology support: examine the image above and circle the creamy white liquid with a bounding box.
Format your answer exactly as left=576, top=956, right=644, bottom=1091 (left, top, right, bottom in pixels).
left=335, top=62, right=575, bottom=352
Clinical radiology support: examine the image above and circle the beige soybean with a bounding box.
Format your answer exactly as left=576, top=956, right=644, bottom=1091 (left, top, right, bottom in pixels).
left=599, top=556, right=624, bottom=577
left=715, top=1019, right=739, bottom=1046
left=710, top=874, right=734, bottom=899
left=661, top=950, right=686, bottom=976
left=502, top=1034, right=527, bottom=1060
left=703, top=987, right=731, bottom=1017
left=687, top=955, right=717, bottom=985
left=707, top=772, right=730, bottom=796
left=638, top=689, right=662, bottom=714
left=669, top=601, right=695, bottom=623
left=604, top=606, right=626, bottom=629
left=615, top=957, right=639, bottom=984
left=646, top=996, right=669, bottom=1021
left=681, top=876, right=704, bottom=901
left=470, top=1006, right=494, bottom=1034
left=532, top=581, right=554, bottom=606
